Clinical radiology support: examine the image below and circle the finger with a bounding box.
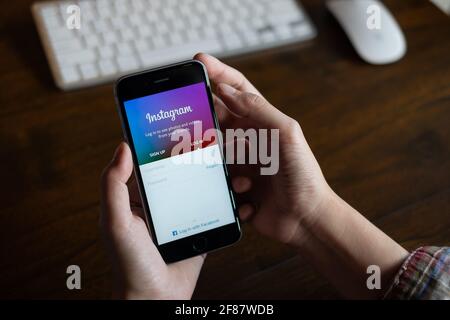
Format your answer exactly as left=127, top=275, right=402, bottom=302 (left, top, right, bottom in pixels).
left=213, top=94, right=231, bottom=125
left=100, top=142, right=134, bottom=229
left=223, top=137, right=250, bottom=165
left=194, top=53, right=260, bottom=94
left=217, top=83, right=294, bottom=130
left=239, top=203, right=255, bottom=221
left=232, top=176, right=252, bottom=193
left=127, top=173, right=142, bottom=207
left=131, top=206, right=146, bottom=220
left=127, top=173, right=148, bottom=222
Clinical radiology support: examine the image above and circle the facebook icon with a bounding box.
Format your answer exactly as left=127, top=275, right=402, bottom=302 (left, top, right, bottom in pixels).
left=172, top=230, right=178, bottom=236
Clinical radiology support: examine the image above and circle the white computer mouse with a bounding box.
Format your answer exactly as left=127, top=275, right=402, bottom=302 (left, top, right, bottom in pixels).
left=326, top=0, right=407, bottom=65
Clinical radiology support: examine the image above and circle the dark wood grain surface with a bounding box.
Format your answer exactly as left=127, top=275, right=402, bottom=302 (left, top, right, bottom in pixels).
left=0, top=0, right=449, bottom=299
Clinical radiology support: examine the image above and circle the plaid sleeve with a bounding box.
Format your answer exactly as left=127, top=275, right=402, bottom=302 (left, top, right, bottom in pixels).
left=383, top=246, right=450, bottom=300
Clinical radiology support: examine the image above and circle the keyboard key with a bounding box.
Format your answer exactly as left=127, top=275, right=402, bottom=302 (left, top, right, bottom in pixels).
left=162, top=7, right=176, bottom=20
left=120, top=28, right=136, bottom=41
left=139, top=39, right=223, bottom=67
left=103, top=32, right=119, bottom=45
left=138, top=25, right=153, bottom=37
left=203, top=28, right=218, bottom=39
left=151, top=34, right=168, bottom=49
left=82, top=8, right=96, bottom=21
left=134, top=39, right=151, bottom=53
left=223, top=35, right=245, bottom=51
left=115, top=2, right=129, bottom=16
left=60, top=66, right=80, bottom=83
left=144, top=10, right=158, bottom=23
left=116, top=42, right=134, bottom=56
left=260, top=30, right=277, bottom=44
left=171, top=19, right=186, bottom=31
left=291, top=23, right=313, bottom=38
left=98, top=59, right=117, bottom=76
left=93, top=20, right=110, bottom=33
left=98, top=45, right=115, bottom=59
left=131, top=0, right=146, bottom=11
left=275, top=25, right=293, bottom=40
left=52, top=38, right=83, bottom=54
left=250, top=17, right=266, bottom=30
left=78, top=0, right=94, bottom=12
left=186, top=29, right=201, bottom=42
left=98, top=4, right=113, bottom=18
left=45, top=19, right=64, bottom=32
left=84, top=34, right=101, bottom=48
left=40, top=6, right=58, bottom=18
left=155, top=21, right=170, bottom=35
left=189, top=15, right=202, bottom=28
left=218, top=24, right=233, bottom=37
left=79, top=22, right=94, bottom=35
left=169, top=33, right=184, bottom=46
left=47, top=28, right=78, bottom=42
left=79, top=63, right=99, bottom=79
left=56, top=49, right=96, bottom=66
left=111, top=16, right=128, bottom=29
left=129, top=13, right=146, bottom=27
left=117, top=56, right=139, bottom=72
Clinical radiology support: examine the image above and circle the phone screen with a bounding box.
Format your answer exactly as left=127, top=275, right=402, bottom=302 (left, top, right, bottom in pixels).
left=123, top=81, right=236, bottom=245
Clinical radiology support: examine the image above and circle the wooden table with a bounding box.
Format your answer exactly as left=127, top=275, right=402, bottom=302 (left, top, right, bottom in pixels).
left=0, top=0, right=449, bottom=299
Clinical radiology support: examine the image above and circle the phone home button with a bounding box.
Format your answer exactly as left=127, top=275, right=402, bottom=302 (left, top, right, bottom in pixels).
left=192, top=237, right=207, bottom=252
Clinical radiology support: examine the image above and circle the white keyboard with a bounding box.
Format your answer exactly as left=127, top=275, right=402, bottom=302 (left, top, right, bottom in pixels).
left=32, top=0, right=316, bottom=90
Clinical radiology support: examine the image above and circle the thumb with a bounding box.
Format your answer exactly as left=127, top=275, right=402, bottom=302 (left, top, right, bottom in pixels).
left=217, top=83, right=293, bottom=129
left=100, top=142, right=134, bottom=231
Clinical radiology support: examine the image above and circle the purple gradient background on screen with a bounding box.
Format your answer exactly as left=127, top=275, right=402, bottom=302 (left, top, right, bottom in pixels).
left=124, top=82, right=215, bottom=165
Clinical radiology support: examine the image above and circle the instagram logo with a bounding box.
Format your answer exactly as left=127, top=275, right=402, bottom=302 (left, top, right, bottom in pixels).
left=146, top=106, right=193, bottom=124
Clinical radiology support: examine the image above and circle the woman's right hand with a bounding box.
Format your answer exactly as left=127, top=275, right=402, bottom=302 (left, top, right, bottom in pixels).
left=195, top=53, right=333, bottom=246
left=195, top=54, right=408, bottom=299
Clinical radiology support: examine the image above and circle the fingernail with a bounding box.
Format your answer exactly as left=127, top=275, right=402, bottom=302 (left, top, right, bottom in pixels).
left=218, top=83, right=236, bottom=96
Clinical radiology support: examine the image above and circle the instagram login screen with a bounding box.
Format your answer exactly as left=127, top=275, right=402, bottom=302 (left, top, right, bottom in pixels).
left=124, top=82, right=236, bottom=245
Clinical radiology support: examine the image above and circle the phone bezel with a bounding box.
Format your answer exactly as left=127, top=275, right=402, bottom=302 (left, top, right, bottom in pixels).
left=114, top=60, right=241, bottom=263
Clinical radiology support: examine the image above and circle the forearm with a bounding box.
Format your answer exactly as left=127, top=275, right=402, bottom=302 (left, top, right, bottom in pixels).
left=293, top=188, right=409, bottom=299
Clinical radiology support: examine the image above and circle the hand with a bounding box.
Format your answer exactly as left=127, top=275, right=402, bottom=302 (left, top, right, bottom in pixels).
left=195, top=53, right=332, bottom=245
left=195, top=54, right=408, bottom=298
left=100, top=142, right=205, bottom=300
